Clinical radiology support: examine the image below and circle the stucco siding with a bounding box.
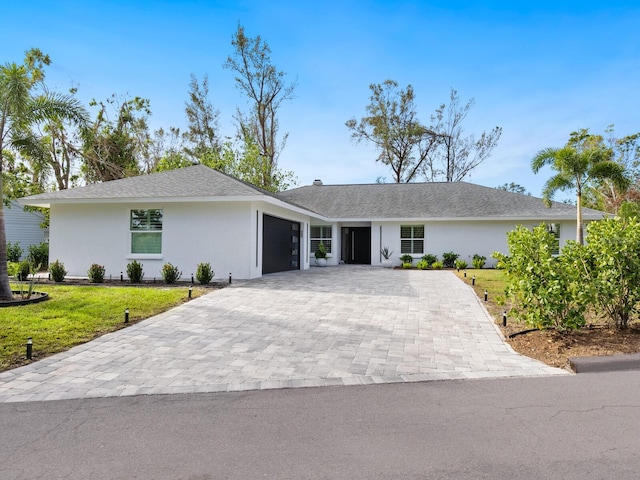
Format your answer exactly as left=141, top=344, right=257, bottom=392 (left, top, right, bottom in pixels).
left=372, top=220, right=576, bottom=267
left=50, top=202, right=258, bottom=280
left=49, top=200, right=312, bottom=281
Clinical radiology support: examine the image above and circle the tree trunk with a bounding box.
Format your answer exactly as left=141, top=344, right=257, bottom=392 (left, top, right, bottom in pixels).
left=0, top=175, right=14, bottom=300
left=576, top=191, right=584, bottom=245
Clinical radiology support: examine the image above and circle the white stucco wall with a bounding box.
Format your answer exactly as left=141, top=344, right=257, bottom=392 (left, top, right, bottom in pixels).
left=373, top=220, right=576, bottom=268
left=49, top=200, right=311, bottom=281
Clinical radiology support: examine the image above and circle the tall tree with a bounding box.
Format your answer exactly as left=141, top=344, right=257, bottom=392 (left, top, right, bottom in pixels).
left=345, top=80, right=440, bottom=183
left=182, top=74, right=221, bottom=161
left=426, top=89, right=502, bottom=182
left=0, top=49, right=88, bottom=300
left=224, top=25, right=296, bottom=190
left=573, top=126, right=640, bottom=214
left=82, top=95, right=150, bottom=183
left=531, top=140, right=629, bottom=244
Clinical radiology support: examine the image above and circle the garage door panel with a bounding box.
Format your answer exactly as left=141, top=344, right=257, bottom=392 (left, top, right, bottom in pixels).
left=263, top=214, right=300, bottom=274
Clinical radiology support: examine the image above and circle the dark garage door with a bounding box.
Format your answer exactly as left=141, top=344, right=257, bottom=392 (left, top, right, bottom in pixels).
left=263, top=214, right=301, bottom=274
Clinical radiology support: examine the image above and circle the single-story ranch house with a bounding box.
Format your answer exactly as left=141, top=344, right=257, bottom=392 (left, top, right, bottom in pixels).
left=20, top=165, right=605, bottom=280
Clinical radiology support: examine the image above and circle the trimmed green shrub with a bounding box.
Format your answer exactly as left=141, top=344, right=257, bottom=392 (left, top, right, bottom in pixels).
left=161, top=263, right=182, bottom=284
left=472, top=254, right=486, bottom=269
left=127, top=260, right=144, bottom=283
left=442, top=251, right=459, bottom=268
left=432, top=261, right=443, bottom=269
left=7, top=242, right=22, bottom=262
left=49, top=260, right=67, bottom=283
left=196, top=262, right=215, bottom=284
left=454, top=259, right=468, bottom=269
left=416, top=259, right=429, bottom=270
left=27, top=242, right=49, bottom=270
left=402, top=262, right=413, bottom=269
left=88, top=264, right=106, bottom=283
left=400, top=254, right=414, bottom=265
left=421, top=253, right=438, bottom=265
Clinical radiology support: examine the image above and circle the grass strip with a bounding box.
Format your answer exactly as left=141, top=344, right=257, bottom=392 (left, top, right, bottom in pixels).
left=0, top=284, right=206, bottom=371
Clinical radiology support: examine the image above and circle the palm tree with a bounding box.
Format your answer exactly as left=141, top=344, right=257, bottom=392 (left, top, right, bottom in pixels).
left=0, top=52, right=88, bottom=300
left=531, top=145, right=629, bottom=245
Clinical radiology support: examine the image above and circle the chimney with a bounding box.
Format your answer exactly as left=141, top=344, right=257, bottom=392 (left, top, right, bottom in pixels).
left=312, top=179, right=323, bottom=186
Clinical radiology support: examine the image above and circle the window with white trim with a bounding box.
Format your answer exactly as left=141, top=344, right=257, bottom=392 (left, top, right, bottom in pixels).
left=400, top=225, right=424, bottom=254
left=547, top=223, right=560, bottom=255
left=131, top=209, right=162, bottom=254
left=310, top=226, right=332, bottom=254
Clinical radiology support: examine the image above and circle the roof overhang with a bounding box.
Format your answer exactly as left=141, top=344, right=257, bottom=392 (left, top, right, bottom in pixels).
left=18, top=194, right=324, bottom=220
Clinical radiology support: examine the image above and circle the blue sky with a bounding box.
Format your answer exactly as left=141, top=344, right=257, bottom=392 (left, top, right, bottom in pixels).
left=2, top=1, right=639, bottom=197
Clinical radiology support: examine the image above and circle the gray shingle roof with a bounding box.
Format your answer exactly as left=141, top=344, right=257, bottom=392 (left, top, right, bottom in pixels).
left=277, top=182, right=605, bottom=220
left=21, top=165, right=272, bottom=203
left=21, top=165, right=606, bottom=221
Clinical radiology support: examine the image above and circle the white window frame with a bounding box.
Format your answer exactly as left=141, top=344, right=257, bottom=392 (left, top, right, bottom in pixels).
left=130, top=209, right=163, bottom=257
left=310, top=225, right=332, bottom=255
left=400, top=225, right=424, bottom=254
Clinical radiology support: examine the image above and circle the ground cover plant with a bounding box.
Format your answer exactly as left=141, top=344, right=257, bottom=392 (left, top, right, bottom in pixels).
left=0, top=284, right=206, bottom=371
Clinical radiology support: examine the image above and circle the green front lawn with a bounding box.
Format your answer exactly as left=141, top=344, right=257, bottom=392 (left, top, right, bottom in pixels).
left=0, top=284, right=206, bottom=371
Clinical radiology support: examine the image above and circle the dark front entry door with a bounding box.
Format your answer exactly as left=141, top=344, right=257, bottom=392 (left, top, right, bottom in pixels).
left=341, top=227, right=371, bottom=264
left=263, top=214, right=300, bottom=274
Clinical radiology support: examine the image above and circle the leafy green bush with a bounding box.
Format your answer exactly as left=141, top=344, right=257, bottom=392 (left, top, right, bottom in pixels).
left=399, top=254, right=413, bottom=265
left=579, top=217, right=640, bottom=329
left=88, top=264, right=106, bottom=283
left=432, top=261, right=443, bottom=269
left=17, top=261, right=31, bottom=281
left=454, top=259, right=468, bottom=269
left=315, top=242, right=328, bottom=259
left=27, top=242, right=49, bottom=270
left=126, top=260, right=144, bottom=283
left=7, top=262, right=19, bottom=277
left=49, top=260, right=67, bottom=283
left=402, top=262, right=413, bottom=269
left=416, top=259, right=429, bottom=270
left=472, top=254, right=486, bottom=269
left=196, top=262, right=215, bottom=284
left=493, top=224, right=587, bottom=331
left=421, top=253, right=438, bottom=265
left=7, top=242, right=22, bottom=262
left=442, top=251, right=459, bottom=268
left=161, top=263, right=182, bottom=284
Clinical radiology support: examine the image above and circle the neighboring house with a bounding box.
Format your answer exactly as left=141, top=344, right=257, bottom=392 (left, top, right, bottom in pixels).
left=3, top=200, right=48, bottom=260
left=20, top=165, right=606, bottom=280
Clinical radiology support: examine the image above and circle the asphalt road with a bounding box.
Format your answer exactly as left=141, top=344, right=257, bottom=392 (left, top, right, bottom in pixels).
left=2, top=372, right=640, bottom=480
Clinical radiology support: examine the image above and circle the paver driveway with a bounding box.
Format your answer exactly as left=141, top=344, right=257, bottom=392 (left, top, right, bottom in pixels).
left=0, top=266, right=567, bottom=402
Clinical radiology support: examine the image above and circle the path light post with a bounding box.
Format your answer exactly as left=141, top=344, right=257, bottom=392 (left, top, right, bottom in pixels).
left=484, top=290, right=488, bottom=302
left=472, top=275, right=476, bottom=286
left=188, top=285, right=193, bottom=299
left=125, top=308, right=129, bottom=324
left=229, top=273, right=232, bottom=284
left=464, top=270, right=467, bottom=278
left=502, top=311, right=507, bottom=327
left=26, top=337, right=33, bottom=360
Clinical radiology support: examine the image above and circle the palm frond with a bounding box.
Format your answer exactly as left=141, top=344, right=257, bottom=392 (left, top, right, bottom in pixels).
left=531, top=147, right=559, bottom=173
